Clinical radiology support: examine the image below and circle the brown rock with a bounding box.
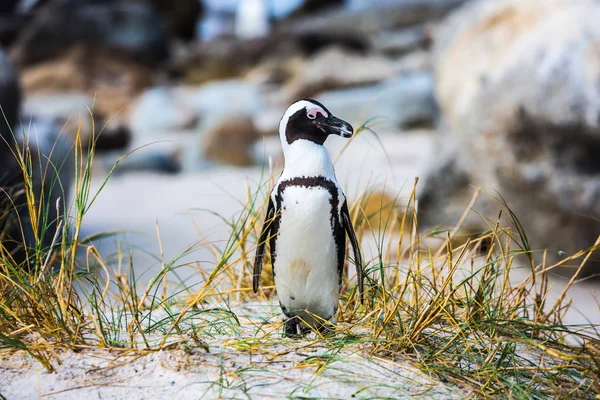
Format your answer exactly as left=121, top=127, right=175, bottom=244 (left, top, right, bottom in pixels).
left=19, top=48, right=88, bottom=92
left=281, top=46, right=397, bottom=101
left=168, top=31, right=369, bottom=85
left=20, top=46, right=152, bottom=124
left=203, top=115, right=258, bottom=166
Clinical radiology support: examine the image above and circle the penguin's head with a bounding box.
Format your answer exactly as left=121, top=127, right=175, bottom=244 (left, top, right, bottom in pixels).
left=279, top=99, right=353, bottom=146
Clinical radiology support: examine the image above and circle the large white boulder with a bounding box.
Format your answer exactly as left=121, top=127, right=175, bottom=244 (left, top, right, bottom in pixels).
left=420, top=0, right=600, bottom=270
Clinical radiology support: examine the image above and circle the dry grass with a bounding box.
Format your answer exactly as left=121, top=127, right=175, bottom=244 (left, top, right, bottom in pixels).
left=0, top=117, right=599, bottom=399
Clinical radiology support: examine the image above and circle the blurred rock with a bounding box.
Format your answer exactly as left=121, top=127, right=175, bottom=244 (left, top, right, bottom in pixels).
left=417, top=137, right=475, bottom=228
left=0, top=13, right=26, bottom=47
left=0, top=46, right=20, bottom=146
left=393, top=49, right=433, bottom=73
left=11, top=0, right=169, bottom=67
left=253, top=106, right=286, bottom=136
left=110, top=144, right=182, bottom=175
left=281, top=0, right=344, bottom=19
left=0, top=47, right=21, bottom=192
left=177, top=79, right=265, bottom=131
left=281, top=46, right=397, bottom=101
left=22, top=92, right=94, bottom=129
left=245, top=57, right=302, bottom=89
left=371, top=24, right=433, bottom=57
left=94, top=120, right=132, bottom=152
left=420, top=0, right=600, bottom=270
left=151, top=0, right=203, bottom=41
left=169, top=31, right=368, bottom=85
left=287, top=0, right=469, bottom=37
left=22, top=92, right=131, bottom=151
left=0, top=0, right=29, bottom=46
left=20, top=49, right=87, bottom=92
left=252, top=134, right=282, bottom=165
left=0, top=0, right=18, bottom=14
left=317, top=72, right=438, bottom=130
left=129, top=87, right=198, bottom=134
left=20, top=46, right=152, bottom=120
left=203, top=115, right=258, bottom=166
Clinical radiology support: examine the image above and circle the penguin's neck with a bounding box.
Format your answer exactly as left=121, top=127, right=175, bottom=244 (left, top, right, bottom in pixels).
left=281, top=139, right=336, bottom=180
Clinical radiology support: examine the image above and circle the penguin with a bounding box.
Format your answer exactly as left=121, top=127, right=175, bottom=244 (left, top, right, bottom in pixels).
left=253, top=99, right=364, bottom=337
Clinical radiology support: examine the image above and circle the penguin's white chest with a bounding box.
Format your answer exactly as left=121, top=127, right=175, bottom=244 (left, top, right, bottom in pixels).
left=274, top=185, right=340, bottom=319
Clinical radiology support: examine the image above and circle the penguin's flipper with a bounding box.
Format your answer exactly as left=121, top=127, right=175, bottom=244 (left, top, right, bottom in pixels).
left=253, top=197, right=275, bottom=293
left=341, top=201, right=364, bottom=304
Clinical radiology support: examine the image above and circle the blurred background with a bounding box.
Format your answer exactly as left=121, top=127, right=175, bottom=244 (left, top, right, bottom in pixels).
left=0, top=0, right=599, bottom=323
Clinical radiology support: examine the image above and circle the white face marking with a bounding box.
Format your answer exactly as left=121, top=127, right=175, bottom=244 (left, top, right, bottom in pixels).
left=278, top=100, right=327, bottom=146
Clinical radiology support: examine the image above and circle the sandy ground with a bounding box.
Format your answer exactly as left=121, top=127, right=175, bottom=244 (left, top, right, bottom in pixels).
left=0, top=304, right=463, bottom=400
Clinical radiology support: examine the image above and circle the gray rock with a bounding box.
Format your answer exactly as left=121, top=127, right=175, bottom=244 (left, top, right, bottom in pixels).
left=168, top=31, right=369, bottom=85
left=371, top=25, right=432, bottom=57
left=109, top=144, right=182, bottom=175
left=176, top=80, right=265, bottom=132
left=22, top=92, right=131, bottom=151
left=129, top=87, right=198, bottom=135
left=317, top=72, right=438, bottom=130
left=420, top=0, right=600, bottom=271
left=281, top=46, right=397, bottom=101
left=11, top=0, right=169, bottom=67
left=288, top=0, right=470, bottom=37
left=392, top=50, right=433, bottom=73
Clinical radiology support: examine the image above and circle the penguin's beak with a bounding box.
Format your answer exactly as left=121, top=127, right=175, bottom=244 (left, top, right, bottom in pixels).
left=318, top=115, right=353, bottom=138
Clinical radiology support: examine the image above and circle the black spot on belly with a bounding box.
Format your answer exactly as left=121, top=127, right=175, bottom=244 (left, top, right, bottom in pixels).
left=290, top=295, right=296, bottom=301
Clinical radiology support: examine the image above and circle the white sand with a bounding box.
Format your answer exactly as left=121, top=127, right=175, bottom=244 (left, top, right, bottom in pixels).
left=0, top=304, right=463, bottom=399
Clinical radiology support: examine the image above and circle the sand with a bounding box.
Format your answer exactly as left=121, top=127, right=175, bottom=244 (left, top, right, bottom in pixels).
left=0, top=304, right=463, bottom=400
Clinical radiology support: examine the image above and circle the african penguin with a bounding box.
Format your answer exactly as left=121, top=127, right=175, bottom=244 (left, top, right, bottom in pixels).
left=253, top=99, right=364, bottom=337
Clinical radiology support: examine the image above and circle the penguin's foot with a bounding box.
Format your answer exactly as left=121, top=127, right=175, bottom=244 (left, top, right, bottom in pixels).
left=283, top=317, right=301, bottom=338
left=299, top=324, right=312, bottom=336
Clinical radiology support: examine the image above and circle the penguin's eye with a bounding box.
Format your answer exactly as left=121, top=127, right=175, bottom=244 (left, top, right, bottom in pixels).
left=307, top=111, right=317, bottom=120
